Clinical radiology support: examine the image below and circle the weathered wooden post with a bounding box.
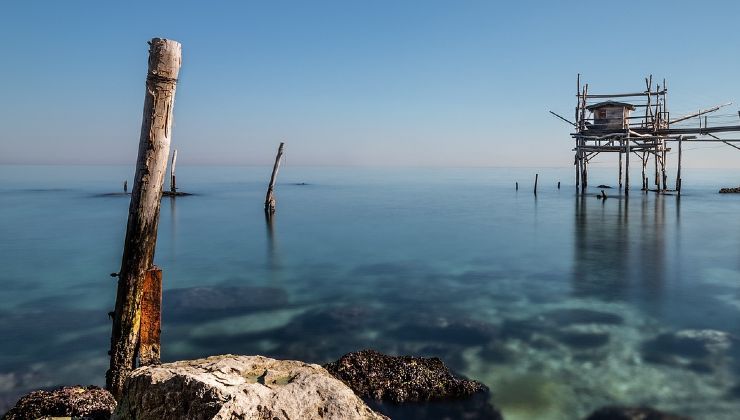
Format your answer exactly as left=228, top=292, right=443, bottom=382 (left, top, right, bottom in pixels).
left=123, top=180, right=128, bottom=193
left=106, top=38, right=181, bottom=399
left=557, top=181, right=560, bottom=189
left=625, top=131, right=630, bottom=195
left=618, top=148, right=623, bottom=189
left=676, top=135, right=683, bottom=194
left=534, top=173, right=538, bottom=195
left=169, top=149, right=178, bottom=193
left=265, top=142, right=285, bottom=215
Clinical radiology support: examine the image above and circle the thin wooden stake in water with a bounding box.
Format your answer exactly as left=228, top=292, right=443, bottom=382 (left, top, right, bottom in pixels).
left=534, top=174, right=538, bottom=195
left=170, top=149, right=178, bottom=193
left=124, top=180, right=128, bottom=193
left=265, top=142, right=285, bottom=215
left=676, top=135, right=683, bottom=194
left=107, top=38, right=181, bottom=400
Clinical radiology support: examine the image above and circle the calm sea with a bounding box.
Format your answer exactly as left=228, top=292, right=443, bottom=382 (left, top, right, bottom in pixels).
left=1, top=164, right=740, bottom=419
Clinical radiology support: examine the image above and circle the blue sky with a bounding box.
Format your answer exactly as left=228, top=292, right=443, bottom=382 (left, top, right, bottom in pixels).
left=2, top=1, right=740, bottom=167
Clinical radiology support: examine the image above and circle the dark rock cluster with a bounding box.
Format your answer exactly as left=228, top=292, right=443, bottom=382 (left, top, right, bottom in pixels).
left=719, top=187, right=740, bottom=193
left=2, top=386, right=116, bottom=420
left=324, top=349, right=487, bottom=403
left=585, top=405, right=691, bottom=420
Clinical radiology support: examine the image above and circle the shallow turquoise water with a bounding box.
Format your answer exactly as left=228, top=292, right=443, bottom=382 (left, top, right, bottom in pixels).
left=1, top=164, right=740, bottom=419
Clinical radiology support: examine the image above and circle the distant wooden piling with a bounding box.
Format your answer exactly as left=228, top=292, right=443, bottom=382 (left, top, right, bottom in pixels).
left=625, top=132, right=630, bottom=195
left=265, top=142, right=285, bottom=215
left=534, top=174, right=538, bottom=195
left=515, top=181, right=518, bottom=191
left=169, top=149, right=178, bottom=193
left=107, top=38, right=181, bottom=400
left=618, top=148, right=623, bottom=189
left=123, top=180, right=128, bottom=193
left=676, top=135, right=683, bottom=194
left=557, top=181, right=560, bottom=189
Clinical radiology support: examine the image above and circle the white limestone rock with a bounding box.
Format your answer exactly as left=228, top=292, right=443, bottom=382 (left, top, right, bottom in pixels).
left=113, top=355, right=388, bottom=420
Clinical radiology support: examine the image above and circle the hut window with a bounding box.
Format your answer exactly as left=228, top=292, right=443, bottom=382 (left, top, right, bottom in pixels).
left=596, top=110, right=607, bottom=119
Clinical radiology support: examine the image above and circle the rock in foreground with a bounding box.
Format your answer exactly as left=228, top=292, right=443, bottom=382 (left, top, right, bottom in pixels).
left=2, top=385, right=116, bottom=420
left=585, top=406, right=691, bottom=420
left=324, top=349, right=487, bottom=403
left=113, top=354, right=387, bottom=420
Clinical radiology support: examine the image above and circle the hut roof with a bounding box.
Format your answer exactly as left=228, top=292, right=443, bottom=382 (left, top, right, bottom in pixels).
left=586, top=101, right=636, bottom=111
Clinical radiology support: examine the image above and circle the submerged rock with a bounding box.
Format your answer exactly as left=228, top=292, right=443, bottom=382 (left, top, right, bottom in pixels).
left=113, top=354, right=386, bottom=420
left=585, top=406, right=691, bottom=419
left=2, top=385, right=115, bottom=420
left=164, top=286, right=288, bottom=322
left=324, top=349, right=488, bottom=403
left=642, top=329, right=732, bottom=372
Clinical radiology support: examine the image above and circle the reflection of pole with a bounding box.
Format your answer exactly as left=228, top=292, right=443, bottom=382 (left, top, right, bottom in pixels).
left=170, top=196, right=177, bottom=260
left=265, top=142, right=285, bottom=216
left=265, top=210, right=279, bottom=271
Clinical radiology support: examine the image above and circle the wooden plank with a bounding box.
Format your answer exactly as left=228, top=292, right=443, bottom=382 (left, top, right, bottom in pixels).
left=107, top=38, right=181, bottom=400
left=585, top=90, right=667, bottom=98
left=139, top=267, right=162, bottom=366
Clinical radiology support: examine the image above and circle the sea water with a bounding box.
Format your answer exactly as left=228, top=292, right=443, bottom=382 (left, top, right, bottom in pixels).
left=1, top=164, right=740, bottom=419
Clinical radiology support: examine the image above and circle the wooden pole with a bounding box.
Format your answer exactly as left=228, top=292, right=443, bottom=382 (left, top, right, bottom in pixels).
left=641, top=152, right=647, bottom=191
left=618, top=147, right=623, bottom=189
left=625, top=132, right=630, bottom=195
left=661, top=141, right=668, bottom=191
left=265, top=142, right=285, bottom=215
left=516, top=182, right=518, bottom=191
left=123, top=180, right=128, bottom=193
left=676, top=135, right=683, bottom=194
left=575, top=141, right=580, bottom=193
left=534, top=173, right=538, bottom=195
left=557, top=181, right=561, bottom=189
left=169, top=149, right=178, bottom=193
left=106, top=38, right=181, bottom=400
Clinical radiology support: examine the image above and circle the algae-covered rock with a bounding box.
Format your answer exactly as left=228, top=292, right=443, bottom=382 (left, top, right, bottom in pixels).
left=585, top=406, right=691, bottom=420
left=2, top=385, right=115, bottom=420
left=324, top=349, right=487, bottom=403
left=113, top=354, right=387, bottom=420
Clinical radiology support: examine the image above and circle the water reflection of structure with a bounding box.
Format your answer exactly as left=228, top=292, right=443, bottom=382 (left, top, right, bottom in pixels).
left=169, top=196, right=177, bottom=260
left=572, top=195, right=669, bottom=303
left=265, top=211, right=281, bottom=272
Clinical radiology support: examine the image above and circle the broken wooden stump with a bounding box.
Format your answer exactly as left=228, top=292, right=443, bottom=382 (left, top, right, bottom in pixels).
left=169, top=149, right=178, bottom=194
left=107, top=37, right=181, bottom=400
